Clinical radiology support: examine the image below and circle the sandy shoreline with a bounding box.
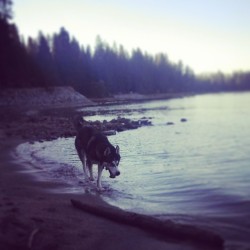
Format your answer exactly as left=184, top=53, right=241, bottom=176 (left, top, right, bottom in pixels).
left=0, top=103, right=224, bottom=250
left=2, top=139, right=198, bottom=250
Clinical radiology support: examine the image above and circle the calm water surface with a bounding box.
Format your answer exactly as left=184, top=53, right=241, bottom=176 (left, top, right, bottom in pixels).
left=16, top=92, right=250, bottom=249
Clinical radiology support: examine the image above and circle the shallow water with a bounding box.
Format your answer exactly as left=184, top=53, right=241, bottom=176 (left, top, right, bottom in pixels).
left=16, top=92, right=250, bottom=249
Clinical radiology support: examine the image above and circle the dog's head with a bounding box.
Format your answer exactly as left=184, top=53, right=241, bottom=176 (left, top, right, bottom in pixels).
left=103, top=145, right=121, bottom=178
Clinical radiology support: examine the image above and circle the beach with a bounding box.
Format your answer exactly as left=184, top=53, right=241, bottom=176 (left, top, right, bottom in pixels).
left=0, top=106, right=203, bottom=250
left=0, top=90, right=225, bottom=250
left=2, top=141, right=187, bottom=250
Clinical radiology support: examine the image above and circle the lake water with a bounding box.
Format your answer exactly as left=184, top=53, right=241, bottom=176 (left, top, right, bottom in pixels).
left=16, top=92, right=250, bottom=249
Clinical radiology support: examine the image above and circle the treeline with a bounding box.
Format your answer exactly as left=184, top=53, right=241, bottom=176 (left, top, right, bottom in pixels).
left=197, top=71, right=250, bottom=92
left=0, top=0, right=46, bottom=88
left=24, top=28, right=197, bottom=97
left=1, top=0, right=250, bottom=97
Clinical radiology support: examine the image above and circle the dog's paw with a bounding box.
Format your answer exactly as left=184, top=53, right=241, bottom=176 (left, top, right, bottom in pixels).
left=97, top=186, right=105, bottom=192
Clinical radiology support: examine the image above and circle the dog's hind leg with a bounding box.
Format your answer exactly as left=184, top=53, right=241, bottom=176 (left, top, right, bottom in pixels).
left=76, top=149, right=89, bottom=179
left=87, top=160, right=94, bottom=181
left=97, top=164, right=104, bottom=190
left=82, top=154, right=89, bottom=179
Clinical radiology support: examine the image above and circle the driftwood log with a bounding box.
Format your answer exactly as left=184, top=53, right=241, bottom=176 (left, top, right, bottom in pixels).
left=71, top=199, right=224, bottom=249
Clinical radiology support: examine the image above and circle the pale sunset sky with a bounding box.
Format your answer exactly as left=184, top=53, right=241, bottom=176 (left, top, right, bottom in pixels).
left=13, top=0, right=250, bottom=74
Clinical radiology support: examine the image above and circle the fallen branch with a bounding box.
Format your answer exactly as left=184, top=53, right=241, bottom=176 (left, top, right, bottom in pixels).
left=71, top=199, right=224, bottom=249
left=28, top=228, right=40, bottom=249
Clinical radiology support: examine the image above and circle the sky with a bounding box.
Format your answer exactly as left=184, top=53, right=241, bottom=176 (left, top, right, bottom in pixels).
left=13, top=0, right=250, bottom=74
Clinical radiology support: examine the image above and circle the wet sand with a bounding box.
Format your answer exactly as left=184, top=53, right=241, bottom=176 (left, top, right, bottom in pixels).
left=0, top=107, right=222, bottom=250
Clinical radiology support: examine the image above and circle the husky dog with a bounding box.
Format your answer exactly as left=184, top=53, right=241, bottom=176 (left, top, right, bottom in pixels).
left=74, top=117, right=121, bottom=190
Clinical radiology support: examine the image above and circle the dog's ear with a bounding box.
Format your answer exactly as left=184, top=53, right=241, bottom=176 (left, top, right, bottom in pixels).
left=116, top=145, right=120, bottom=154
left=73, top=115, right=84, bottom=131
left=78, top=116, right=84, bottom=125
left=104, top=147, right=111, bottom=156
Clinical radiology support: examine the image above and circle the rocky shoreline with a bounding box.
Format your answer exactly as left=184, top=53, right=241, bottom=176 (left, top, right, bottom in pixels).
left=0, top=107, right=152, bottom=143
left=0, top=87, right=159, bottom=143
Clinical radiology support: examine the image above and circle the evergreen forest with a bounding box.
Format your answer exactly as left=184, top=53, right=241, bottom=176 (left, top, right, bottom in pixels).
left=1, top=0, right=250, bottom=98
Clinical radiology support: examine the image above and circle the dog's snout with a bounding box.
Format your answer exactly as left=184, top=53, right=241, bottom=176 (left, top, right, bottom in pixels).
left=109, top=170, right=120, bottom=179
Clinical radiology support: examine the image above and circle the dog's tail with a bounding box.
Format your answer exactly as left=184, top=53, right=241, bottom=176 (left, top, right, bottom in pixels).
left=73, top=115, right=85, bottom=133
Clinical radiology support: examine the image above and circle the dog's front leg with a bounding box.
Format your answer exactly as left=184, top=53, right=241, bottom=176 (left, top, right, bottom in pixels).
left=97, top=164, right=104, bottom=190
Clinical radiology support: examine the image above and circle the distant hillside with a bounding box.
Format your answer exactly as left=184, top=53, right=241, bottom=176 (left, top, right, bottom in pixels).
left=0, top=87, right=94, bottom=107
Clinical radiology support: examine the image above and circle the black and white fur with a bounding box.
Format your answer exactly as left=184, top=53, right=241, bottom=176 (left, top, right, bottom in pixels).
left=74, top=117, right=120, bottom=190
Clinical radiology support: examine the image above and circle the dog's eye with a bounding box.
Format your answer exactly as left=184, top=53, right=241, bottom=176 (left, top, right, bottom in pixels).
left=112, top=161, right=119, bottom=166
